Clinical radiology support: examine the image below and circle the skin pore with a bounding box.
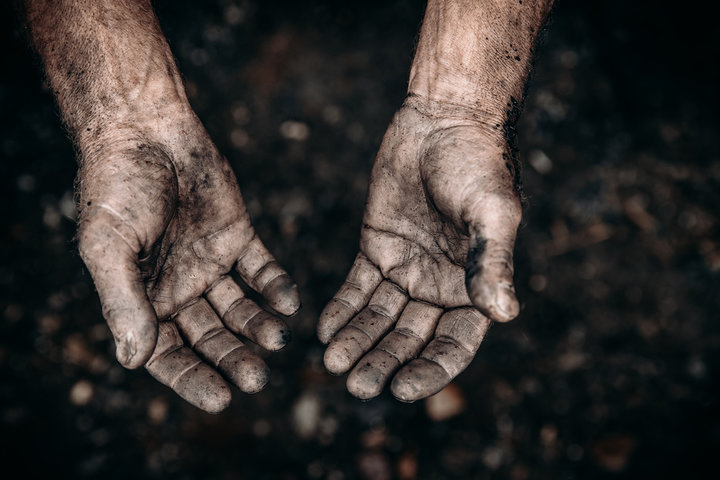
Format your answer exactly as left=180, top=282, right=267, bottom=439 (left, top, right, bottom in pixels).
left=24, top=0, right=553, bottom=411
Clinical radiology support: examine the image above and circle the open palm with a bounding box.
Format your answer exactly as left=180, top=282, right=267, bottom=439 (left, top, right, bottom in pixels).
left=77, top=116, right=299, bottom=412
left=318, top=99, right=522, bottom=401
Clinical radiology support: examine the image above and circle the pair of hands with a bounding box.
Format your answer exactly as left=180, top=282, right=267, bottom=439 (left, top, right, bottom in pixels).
left=77, top=97, right=522, bottom=413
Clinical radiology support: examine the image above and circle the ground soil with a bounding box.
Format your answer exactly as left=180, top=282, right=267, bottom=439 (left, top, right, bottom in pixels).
left=1, top=1, right=718, bottom=479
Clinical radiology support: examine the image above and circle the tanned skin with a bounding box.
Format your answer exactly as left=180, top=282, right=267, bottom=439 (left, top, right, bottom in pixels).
left=24, top=0, right=552, bottom=411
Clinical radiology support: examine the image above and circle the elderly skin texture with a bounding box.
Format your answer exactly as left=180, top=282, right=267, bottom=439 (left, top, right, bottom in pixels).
left=319, top=0, right=553, bottom=401
left=25, top=0, right=300, bottom=413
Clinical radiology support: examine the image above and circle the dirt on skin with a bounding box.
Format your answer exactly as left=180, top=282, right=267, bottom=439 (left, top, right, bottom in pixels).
left=1, top=0, right=718, bottom=479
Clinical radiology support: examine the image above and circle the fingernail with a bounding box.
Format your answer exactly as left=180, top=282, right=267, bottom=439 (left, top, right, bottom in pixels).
left=495, top=285, right=520, bottom=321
left=117, top=332, right=137, bottom=367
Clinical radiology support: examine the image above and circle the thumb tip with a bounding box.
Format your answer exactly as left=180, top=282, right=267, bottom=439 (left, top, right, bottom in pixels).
left=114, top=321, right=157, bottom=369
left=468, top=277, right=520, bottom=323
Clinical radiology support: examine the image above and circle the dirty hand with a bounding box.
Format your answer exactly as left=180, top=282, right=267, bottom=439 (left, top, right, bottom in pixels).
left=25, top=0, right=299, bottom=413
left=77, top=118, right=300, bottom=412
left=318, top=98, right=521, bottom=401
left=317, top=0, right=553, bottom=401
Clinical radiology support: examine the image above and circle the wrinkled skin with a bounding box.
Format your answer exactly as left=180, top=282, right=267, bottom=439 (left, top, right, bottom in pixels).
left=24, top=0, right=300, bottom=413
left=318, top=0, right=554, bottom=401
left=318, top=98, right=521, bottom=401
left=26, top=0, right=552, bottom=411
left=77, top=116, right=300, bottom=413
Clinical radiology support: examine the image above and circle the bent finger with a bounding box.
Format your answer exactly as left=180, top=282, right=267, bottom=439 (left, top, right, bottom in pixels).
left=391, top=308, right=491, bottom=402
left=174, top=298, right=270, bottom=393
left=317, top=253, right=383, bottom=344
left=323, top=281, right=407, bottom=376
left=205, top=275, right=291, bottom=352
left=346, top=301, right=442, bottom=400
left=235, top=235, right=300, bottom=316
left=145, top=322, right=231, bottom=413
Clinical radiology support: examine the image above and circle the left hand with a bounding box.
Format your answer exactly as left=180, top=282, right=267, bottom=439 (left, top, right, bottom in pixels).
left=317, top=97, right=522, bottom=401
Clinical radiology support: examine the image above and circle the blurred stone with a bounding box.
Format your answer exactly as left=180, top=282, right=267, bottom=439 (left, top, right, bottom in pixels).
left=361, top=426, right=388, bottom=449
left=591, top=433, right=637, bottom=472
left=253, top=418, right=272, bottom=437
left=147, top=396, right=169, bottom=425
left=69, top=379, right=94, bottom=406
left=4, top=304, right=23, bottom=323
left=529, top=274, right=547, bottom=292
left=509, top=465, right=530, bottom=480
left=38, top=313, right=61, bottom=334
left=307, top=460, right=323, bottom=478
left=292, top=392, right=321, bottom=439
left=280, top=120, right=310, bottom=141
left=16, top=174, right=36, bottom=192
left=230, top=128, right=249, bottom=149
left=528, top=149, right=553, bottom=174
left=63, top=333, right=94, bottom=368
left=540, top=424, right=558, bottom=447
left=357, top=451, right=391, bottom=480
left=397, top=451, right=418, bottom=480
left=567, top=444, right=584, bottom=461
left=481, top=446, right=505, bottom=470
left=425, top=383, right=466, bottom=421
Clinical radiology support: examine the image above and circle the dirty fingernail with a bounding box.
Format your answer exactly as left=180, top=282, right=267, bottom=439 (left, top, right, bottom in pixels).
left=495, top=285, right=520, bottom=322
left=263, top=275, right=301, bottom=316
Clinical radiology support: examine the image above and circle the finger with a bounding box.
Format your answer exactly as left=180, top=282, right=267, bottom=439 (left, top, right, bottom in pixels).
left=346, top=301, right=442, bottom=400
left=235, top=235, right=300, bottom=316
left=77, top=208, right=157, bottom=369
left=174, top=298, right=270, bottom=393
left=464, top=192, right=522, bottom=323
left=206, top=275, right=290, bottom=352
left=145, top=321, right=231, bottom=413
left=317, top=253, right=383, bottom=344
left=323, top=281, right=407, bottom=376
left=391, top=308, right=491, bottom=402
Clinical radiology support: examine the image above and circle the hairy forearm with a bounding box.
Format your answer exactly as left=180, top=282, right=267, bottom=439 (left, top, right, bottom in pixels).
left=409, top=0, right=553, bottom=121
left=24, top=0, right=190, bottom=151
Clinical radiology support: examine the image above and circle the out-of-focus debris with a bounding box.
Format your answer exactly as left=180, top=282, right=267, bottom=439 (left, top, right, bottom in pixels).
left=147, top=396, right=169, bottom=425
left=396, top=451, right=418, bottom=480
left=425, top=383, right=466, bottom=421
left=357, top=451, right=391, bottom=480
left=69, top=380, right=94, bottom=406
left=591, top=433, right=637, bottom=472
left=291, top=392, right=321, bottom=439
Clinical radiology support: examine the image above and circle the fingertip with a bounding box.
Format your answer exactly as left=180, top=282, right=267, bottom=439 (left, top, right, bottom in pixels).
left=244, top=312, right=292, bottom=352
left=347, top=363, right=384, bottom=400
left=494, top=284, right=520, bottom=322
left=174, top=364, right=232, bottom=413
left=468, top=277, right=519, bottom=323
left=263, top=275, right=301, bottom=316
left=219, top=351, right=270, bottom=394
left=391, top=359, right=451, bottom=403
left=113, top=313, right=158, bottom=370
left=317, top=299, right=353, bottom=345
left=323, top=342, right=355, bottom=376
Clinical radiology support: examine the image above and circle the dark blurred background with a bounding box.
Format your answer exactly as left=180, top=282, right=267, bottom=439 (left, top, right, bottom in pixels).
left=1, top=1, right=718, bottom=478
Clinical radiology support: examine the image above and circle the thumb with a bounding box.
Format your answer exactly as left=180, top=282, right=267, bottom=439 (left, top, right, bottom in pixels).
left=464, top=191, right=522, bottom=323
left=78, top=207, right=158, bottom=369
left=420, top=125, right=522, bottom=322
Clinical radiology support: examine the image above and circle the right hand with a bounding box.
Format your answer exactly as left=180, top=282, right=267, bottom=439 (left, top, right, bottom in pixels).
left=77, top=113, right=300, bottom=413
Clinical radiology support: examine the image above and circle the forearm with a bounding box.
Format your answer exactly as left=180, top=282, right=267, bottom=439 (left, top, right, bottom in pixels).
left=409, top=0, right=553, bottom=121
left=24, top=0, right=190, bottom=153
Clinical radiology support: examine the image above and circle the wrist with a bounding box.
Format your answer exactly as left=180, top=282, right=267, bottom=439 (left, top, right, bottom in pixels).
left=407, top=0, right=552, bottom=124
